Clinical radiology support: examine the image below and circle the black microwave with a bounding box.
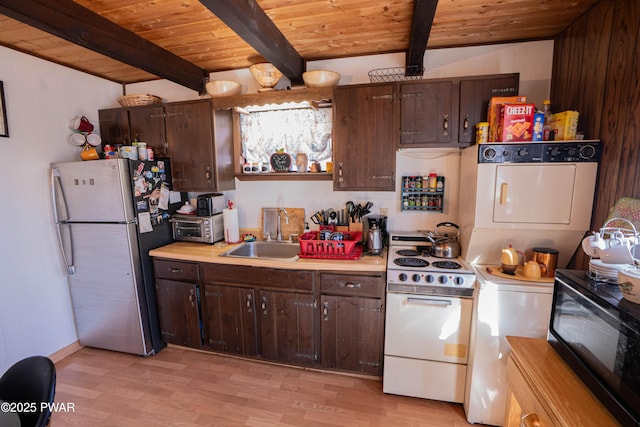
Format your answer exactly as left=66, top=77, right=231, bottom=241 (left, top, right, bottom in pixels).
left=549, top=269, right=640, bottom=426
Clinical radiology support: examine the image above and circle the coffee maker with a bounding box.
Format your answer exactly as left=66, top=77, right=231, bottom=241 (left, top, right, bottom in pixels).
left=364, top=215, right=388, bottom=254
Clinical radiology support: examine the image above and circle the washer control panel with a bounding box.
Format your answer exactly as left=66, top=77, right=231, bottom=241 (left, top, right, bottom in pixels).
left=478, top=141, right=601, bottom=163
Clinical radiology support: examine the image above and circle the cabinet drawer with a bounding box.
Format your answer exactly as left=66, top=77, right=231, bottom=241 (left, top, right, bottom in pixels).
left=154, top=259, right=199, bottom=281
left=506, top=355, right=554, bottom=426
left=202, top=263, right=313, bottom=291
left=320, top=273, right=385, bottom=298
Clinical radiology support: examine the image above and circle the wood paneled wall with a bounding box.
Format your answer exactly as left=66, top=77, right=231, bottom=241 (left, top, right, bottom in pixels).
left=551, top=0, right=640, bottom=268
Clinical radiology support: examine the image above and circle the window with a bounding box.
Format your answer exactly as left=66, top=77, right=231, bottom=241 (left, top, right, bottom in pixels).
left=239, top=101, right=332, bottom=171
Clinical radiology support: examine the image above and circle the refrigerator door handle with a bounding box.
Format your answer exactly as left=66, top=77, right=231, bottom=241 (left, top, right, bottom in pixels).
left=51, top=167, right=76, bottom=275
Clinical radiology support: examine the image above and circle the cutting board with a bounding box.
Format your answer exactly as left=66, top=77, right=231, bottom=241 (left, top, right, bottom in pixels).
left=485, top=265, right=555, bottom=283
left=260, top=207, right=305, bottom=240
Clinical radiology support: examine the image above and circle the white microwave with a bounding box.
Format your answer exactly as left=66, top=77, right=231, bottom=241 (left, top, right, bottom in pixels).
left=170, top=214, right=223, bottom=244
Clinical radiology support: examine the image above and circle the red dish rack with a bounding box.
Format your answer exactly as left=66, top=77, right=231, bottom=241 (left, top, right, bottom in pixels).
left=298, top=231, right=363, bottom=259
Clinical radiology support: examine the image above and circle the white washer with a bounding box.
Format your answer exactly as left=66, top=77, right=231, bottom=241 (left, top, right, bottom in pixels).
left=463, top=265, right=553, bottom=426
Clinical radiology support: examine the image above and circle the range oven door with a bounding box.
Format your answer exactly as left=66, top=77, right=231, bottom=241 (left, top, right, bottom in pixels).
left=384, top=293, right=472, bottom=363
left=383, top=292, right=473, bottom=403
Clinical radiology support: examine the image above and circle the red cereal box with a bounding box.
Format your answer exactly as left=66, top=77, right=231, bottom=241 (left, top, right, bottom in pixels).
left=499, top=103, right=536, bottom=142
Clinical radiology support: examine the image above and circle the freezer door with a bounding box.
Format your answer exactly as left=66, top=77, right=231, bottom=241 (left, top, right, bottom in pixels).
left=51, top=159, right=134, bottom=222
left=67, top=222, right=152, bottom=355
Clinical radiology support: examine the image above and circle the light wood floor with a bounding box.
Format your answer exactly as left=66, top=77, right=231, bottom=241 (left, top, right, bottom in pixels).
left=52, top=345, right=480, bottom=426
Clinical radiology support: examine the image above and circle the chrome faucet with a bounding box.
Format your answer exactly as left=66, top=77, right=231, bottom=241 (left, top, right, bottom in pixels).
left=277, top=208, right=289, bottom=241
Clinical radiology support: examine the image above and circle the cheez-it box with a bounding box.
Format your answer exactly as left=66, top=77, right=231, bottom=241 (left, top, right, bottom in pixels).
left=488, top=96, right=526, bottom=141
left=499, top=103, right=536, bottom=142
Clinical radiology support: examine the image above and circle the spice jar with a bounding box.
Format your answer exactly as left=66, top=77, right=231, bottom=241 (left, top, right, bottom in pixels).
left=428, top=173, right=437, bottom=189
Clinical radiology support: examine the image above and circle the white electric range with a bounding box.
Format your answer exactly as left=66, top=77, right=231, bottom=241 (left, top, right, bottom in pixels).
left=383, top=231, right=477, bottom=403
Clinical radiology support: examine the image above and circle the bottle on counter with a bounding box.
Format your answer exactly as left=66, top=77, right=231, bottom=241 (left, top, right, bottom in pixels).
left=542, top=99, right=554, bottom=141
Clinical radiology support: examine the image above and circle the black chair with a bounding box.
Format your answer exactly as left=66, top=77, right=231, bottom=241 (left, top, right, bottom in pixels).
left=0, top=356, right=56, bottom=427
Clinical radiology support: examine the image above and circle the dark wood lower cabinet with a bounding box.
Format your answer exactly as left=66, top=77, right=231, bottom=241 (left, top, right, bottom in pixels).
left=259, top=290, right=316, bottom=366
left=154, top=258, right=386, bottom=376
left=202, top=284, right=257, bottom=356
left=320, top=295, right=384, bottom=375
left=155, top=278, right=202, bottom=348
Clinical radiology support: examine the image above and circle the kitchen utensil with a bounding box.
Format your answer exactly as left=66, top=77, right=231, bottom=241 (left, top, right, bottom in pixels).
left=600, top=244, right=633, bottom=264
left=501, top=264, right=517, bottom=275
left=618, top=268, right=640, bottom=304
left=522, top=260, right=542, bottom=278
left=367, top=223, right=383, bottom=254
left=501, top=245, right=519, bottom=265
left=582, top=231, right=606, bottom=257
left=532, top=247, right=558, bottom=278
left=427, top=222, right=461, bottom=258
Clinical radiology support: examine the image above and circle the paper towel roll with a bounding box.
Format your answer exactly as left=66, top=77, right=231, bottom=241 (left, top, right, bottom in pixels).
left=223, top=208, right=240, bottom=243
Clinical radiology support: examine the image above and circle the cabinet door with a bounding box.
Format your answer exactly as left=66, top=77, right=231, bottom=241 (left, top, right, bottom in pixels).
left=320, top=295, right=384, bottom=375
left=98, top=108, right=130, bottom=146
left=155, top=278, right=202, bottom=348
left=458, top=74, right=519, bottom=144
left=203, top=284, right=257, bottom=356
left=128, top=105, right=167, bottom=157
left=259, top=290, right=316, bottom=366
left=165, top=100, right=215, bottom=192
left=399, top=81, right=456, bottom=146
left=333, top=84, right=396, bottom=191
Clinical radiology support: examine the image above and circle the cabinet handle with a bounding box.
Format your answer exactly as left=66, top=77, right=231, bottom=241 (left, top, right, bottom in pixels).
left=189, top=289, right=195, bottom=306
left=340, top=281, right=361, bottom=289
left=169, top=268, right=183, bottom=273
left=442, top=114, right=449, bottom=136
left=246, top=294, right=253, bottom=312
left=322, top=301, right=329, bottom=320
left=520, top=413, right=540, bottom=427
left=205, top=167, right=211, bottom=181
left=338, top=162, right=344, bottom=183
left=463, top=114, right=469, bottom=135
left=261, top=296, right=268, bottom=315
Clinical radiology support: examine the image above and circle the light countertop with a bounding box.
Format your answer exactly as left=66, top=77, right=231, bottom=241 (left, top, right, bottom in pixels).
left=149, top=241, right=387, bottom=272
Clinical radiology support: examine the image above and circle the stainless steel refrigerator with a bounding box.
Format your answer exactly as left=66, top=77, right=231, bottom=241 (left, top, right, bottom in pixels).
left=50, top=158, right=184, bottom=355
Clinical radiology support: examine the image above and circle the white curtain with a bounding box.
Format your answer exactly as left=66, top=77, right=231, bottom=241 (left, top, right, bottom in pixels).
left=240, top=107, right=332, bottom=164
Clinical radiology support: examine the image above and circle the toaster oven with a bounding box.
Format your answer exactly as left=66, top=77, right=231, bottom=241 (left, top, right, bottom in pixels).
left=170, top=214, right=223, bottom=244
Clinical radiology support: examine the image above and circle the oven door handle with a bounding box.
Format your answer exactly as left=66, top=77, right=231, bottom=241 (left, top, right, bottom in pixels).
left=405, top=297, right=452, bottom=306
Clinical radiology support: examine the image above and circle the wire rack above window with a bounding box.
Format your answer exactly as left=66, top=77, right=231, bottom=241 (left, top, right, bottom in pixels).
left=368, top=66, right=425, bottom=83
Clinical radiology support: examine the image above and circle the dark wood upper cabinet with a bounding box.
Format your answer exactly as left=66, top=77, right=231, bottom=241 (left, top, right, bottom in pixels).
left=333, top=83, right=396, bottom=191
left=398, top=73, right=519, bottom=148
left=399, top=80, right=458, bottom=146
left=98, top=108, right=130, bottom=147
left=458, top=74, right=520, bottom=144
left=99, top=100, right=234, bottom=192
left=128, top=105, right=167, bottom=156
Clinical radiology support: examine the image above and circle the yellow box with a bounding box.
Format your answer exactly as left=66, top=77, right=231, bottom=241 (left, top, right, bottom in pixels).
left=549, top=110, right=579, bottom=140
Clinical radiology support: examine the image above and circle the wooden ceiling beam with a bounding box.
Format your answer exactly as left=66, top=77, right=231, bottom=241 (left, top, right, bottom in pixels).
left=199, top=0, right=305, bottom=84
left=0, top=0, right=208, bottom=93
left=406, top=0, right=439, bottom=74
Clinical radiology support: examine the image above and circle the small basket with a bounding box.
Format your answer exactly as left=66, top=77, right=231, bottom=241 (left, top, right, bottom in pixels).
left=117, top=94, right=163, bottom=107
left=368, top=66, right=424, bottom=83
left=299, top=231, right=362, bottom=258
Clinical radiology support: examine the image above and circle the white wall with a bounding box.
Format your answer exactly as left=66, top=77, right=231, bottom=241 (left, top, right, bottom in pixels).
left=0, top=46, right=122, bottom=372
left=129, top=41, right=554, bottom=233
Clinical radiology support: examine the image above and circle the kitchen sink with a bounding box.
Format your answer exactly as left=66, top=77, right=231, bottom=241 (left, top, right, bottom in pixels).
left=220, top=241, right=300, bottom=262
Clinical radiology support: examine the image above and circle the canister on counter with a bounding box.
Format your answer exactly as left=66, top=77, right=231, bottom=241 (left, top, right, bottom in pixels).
left=476, top=122, right=489, bottom=144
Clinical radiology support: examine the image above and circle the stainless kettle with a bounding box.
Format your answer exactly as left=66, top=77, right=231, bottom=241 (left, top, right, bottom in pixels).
left=427, top=222, right=461, bottom=258
left=368, top=224, right=383, bottom=254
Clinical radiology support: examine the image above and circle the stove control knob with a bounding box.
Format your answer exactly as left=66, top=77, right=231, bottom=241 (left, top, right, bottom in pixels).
left=398, top=273, right=408, bottom=282
left=425, top=274, right=435, bottom=283
left=438, top=275, right=448, bottom=284
left=411, top=274, right=421, bottom=283
left=453, top=276, right=465, bottom=286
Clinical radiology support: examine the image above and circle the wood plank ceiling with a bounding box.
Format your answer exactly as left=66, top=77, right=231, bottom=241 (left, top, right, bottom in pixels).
left=0, top=0, right=601, bottom=93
